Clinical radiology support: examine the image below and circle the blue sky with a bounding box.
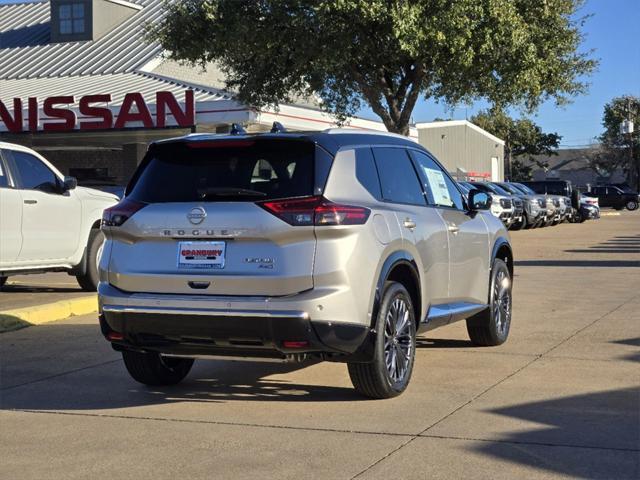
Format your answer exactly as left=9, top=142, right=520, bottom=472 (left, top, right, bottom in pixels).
left=359, top=0, right=640, bottom=147
left=2, top=0, right=638, bottom=147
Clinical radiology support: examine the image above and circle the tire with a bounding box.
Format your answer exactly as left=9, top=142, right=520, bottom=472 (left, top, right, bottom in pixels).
left=510, top=216, right=527, bottom=231
left=122, top=350, right=194, bottom=386
left=76, top=229, right=104, bottom=291
left=626, top=201, right=638, bottom=211
left=0, top=276, right=7, bottom=290
left=466, top=259, right=512, bottom=347
left=348, top=282, right=416, bottom=399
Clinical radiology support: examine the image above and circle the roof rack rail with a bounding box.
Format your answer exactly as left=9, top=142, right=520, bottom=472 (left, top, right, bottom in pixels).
left=230, top=123, right=247, bottom=135
left=270, top=122, right=287, bottom=133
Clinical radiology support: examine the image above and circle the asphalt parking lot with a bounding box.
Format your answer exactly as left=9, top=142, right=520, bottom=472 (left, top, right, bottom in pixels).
left=1, top=211, right=639, bottom=479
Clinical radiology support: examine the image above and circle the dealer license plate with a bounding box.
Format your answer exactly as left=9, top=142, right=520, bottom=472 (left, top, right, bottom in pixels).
left=177, top=241, right=226, bottom=269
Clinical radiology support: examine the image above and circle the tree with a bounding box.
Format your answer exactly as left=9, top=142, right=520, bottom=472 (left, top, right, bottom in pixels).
left=148, top=0, right=596, bottom=136
left=471, top=108, right=562, bottom=181
left=598, top=95, right=640, bottom=189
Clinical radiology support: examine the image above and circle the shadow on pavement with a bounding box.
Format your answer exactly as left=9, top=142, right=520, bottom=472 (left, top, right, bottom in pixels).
left=472, top=387, right=640, bottom=479
left=565, top=249, right=640, bottom=254
left=0, top=323, right=368, bottom=409
left=515, top=260, right=640, bottom=268
left=1, top=284, right=82, bottom=294
left=415, top=337, right=473, bottom=349
left=612, top=338, right=640, bottom=363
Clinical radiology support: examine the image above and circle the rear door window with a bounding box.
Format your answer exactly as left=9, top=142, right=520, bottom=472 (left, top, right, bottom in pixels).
left=371, top=147, right=425, bottom=205
left=127, top=139, right=319, bottom=203
left=410, top=150, right=464, bottom=209
left=355, top=147, right=382, bottom=200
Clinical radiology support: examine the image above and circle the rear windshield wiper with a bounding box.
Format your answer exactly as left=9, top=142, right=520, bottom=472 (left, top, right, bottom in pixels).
left=196, top=187, right=267, bottom=199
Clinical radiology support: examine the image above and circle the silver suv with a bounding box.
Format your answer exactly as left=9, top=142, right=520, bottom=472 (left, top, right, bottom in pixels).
left=99, top=129, right=514, bottom=399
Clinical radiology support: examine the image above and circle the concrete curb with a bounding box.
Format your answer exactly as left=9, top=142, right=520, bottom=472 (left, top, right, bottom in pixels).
left=0, top=296, right=98, bottom=326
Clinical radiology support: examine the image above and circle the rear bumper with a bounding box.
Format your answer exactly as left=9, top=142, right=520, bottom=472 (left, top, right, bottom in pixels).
left=98, top=283, right=370, bottom=360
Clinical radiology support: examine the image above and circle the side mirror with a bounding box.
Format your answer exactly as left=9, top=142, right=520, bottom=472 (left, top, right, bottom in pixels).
left=63, top=176, right=78, bottom=191
left=468, top=189, right=491, bottom=211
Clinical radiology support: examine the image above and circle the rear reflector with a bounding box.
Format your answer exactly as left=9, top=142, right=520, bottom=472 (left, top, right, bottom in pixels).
left=258, top=196, right=370, bottom=226
left=102, top=198, right=146, bottom=227
left=106, top=332, right=124, bottom=341
left=283, top=341, right=309, bottom=348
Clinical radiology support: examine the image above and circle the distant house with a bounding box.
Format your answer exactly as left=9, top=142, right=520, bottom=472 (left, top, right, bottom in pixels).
left=530, top=146, right=627, bottom=187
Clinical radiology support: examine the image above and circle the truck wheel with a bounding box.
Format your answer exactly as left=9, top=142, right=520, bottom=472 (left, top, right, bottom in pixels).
left=510, top=216, right=527, bottom=231
left=466, top=259, right=512, bottom=346
left=122, top=350, right=194, bottom=386
left=626, top=201, right=638, bottom=211
left=0, top=276, right=7, bottom=290
left=76, top=229, right=104, bottom=291
left=348, top=282, right=416, bottom=399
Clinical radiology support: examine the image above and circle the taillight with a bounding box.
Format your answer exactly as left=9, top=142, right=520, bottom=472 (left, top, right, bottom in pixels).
left=102, top=198, right=146, bottom=227
left=258, top=196, right=370, bottom=226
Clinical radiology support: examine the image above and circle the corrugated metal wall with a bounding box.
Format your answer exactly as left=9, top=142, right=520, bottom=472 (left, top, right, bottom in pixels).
left=418, top=124, right=504, bottom=181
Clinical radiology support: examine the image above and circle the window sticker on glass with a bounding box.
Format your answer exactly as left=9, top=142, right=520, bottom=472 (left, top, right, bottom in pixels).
left=423, top=167, right=451, bottom=206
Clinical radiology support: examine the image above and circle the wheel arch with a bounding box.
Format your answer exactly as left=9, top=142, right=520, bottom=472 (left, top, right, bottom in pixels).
left=492, top=237, right=514, bottom=279
left=372, top=251, right=422, bottom=329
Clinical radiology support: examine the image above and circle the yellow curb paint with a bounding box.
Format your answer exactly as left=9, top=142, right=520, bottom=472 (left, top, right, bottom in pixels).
left=0, top=296, right=98, bottom=326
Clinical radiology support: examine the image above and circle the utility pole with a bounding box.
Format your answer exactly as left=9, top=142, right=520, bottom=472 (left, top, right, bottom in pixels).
left=620, top=98, right=636, bottom=191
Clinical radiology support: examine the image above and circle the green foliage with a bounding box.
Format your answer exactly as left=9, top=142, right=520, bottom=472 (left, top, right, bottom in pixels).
left=593, top=96, right=640, bottom=183
left=149, top=0, right=596, bottom=136
left=471, top=108, right=561, bottom=181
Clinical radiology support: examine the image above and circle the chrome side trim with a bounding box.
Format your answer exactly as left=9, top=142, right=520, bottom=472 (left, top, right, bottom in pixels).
left=421, top=302, right=489, bottom=332
left=102, top=305, right=309, bottom=320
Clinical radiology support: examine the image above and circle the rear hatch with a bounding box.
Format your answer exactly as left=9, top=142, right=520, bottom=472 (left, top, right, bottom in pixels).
left=103, top=137, right=331, bottom=296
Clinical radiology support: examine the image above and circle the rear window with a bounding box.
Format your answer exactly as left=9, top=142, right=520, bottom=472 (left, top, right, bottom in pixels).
left=544, top=182, right=570, bottom=196
left=127, top=139, right=322, bottom=203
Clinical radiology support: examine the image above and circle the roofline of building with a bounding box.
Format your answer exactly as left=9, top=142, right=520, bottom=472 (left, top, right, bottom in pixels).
left=105, top=0, right=143, bottom=11
left=415, top=119, right=505, bottom=146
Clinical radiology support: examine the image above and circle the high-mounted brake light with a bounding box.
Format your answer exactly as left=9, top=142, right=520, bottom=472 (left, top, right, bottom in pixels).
left=258, top=196, right=370, bottom=226
left=102, top=198, right=146, bottom=227
left=186, top=140, right=255, bottom=149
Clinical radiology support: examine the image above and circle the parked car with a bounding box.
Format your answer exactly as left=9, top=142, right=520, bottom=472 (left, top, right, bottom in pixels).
left=578, top=198, right=600, bottom=222
left=461, top=181, right=517, bottom=229
left=99, top=129, right=515, bottom=399
left=0, top=142, right=118, bottom=290
left=79, top=181, right=126, bottom=200
left=520, top=180, right=578, bottom=224
left=584, top=185, right=639, bottom=211
left=472, top=182, right=525, bottom=230
left=495, top=182, right=546, bottom=229
left=515, top=182, right=562, bottom=226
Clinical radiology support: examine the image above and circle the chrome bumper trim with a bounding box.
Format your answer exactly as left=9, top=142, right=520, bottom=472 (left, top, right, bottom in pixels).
left=102, top=304, right=309, bottom=320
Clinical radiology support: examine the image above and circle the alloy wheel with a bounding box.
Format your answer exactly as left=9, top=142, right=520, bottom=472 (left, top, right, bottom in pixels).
left=493, top=269, right=512, bottom=336
left=383, top=297, right=413, bottom=384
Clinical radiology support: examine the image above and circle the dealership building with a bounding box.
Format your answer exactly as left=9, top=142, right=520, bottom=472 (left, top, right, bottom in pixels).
left=0, top=0, right=504, bottom=185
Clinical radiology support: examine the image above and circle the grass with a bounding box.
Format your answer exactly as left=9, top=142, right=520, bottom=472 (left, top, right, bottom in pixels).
left=0, top=314, right=32, bottom=333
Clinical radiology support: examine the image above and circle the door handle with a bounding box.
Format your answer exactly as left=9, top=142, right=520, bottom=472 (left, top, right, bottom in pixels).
left=403, top=218, right=416, bottom=230
left=188, top=281, right=211, bottom=290
left=447, top=224, right=460, bottom=234
left=23, top=199, right=38, bottom=205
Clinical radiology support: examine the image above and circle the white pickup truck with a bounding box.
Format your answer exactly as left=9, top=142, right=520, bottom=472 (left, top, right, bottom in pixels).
left=0, top=142, right=118, bottom=290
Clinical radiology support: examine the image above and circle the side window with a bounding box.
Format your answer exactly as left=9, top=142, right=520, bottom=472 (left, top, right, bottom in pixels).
left=0, top=153, right=9, bottom=188
left=410, top=150, right=464, bottom=210
left=7, top=150, right=60, bottom=193
left=372, top=147, right=425, bottom=206
left=355, top=147, right=382, bottom=200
